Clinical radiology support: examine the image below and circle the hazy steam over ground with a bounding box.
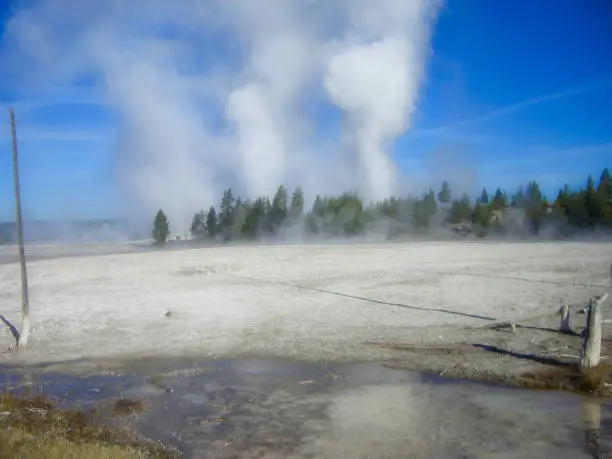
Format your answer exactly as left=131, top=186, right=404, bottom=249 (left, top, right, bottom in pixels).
left=2, top=0, right=441, bottom=230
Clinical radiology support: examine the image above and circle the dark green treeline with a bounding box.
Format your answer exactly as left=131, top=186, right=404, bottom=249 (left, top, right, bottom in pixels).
left=159, top=168, right=612, bottom=242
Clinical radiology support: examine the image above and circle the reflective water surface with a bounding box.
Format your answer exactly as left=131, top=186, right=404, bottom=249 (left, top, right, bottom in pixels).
left=3, top=358, right=612, bottom=458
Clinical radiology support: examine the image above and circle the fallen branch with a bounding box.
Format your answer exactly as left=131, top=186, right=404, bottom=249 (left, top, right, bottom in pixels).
left=471, top=308, right=559, bottom=330
left=549, top=346, right=569, bottom=352
left=0, top=314, right=20, bottom=348
left=558, top=354, right=580, bottom=360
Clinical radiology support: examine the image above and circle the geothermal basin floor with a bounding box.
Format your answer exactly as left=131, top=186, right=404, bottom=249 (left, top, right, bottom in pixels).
left=0, top=240, right=610, bottom=364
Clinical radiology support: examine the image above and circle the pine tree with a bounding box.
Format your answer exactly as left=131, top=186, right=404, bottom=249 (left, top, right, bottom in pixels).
left=525, top=181, right=546, bottom=234
left=448, top=193, right=473, bottom=223
left=413, top=190, right=437, bottom=229
left=231, top=198, right=249, bottom=238
left=584, top=175, right=601, bottom=228
left=437, top=181, right=452, bottom=204
left=598, top=168, right=612, bottom=199
left=205, top=206, right=218, bottom=238
left=511, top=186, right=526, bottom=208
left=480, top=187, right=489, bottom=204
left=270, top=185, right=289, bottom=232
left=289, top=187, right=305, bottom=221
left=471, top=201, right=491, bottom=235
left=261, top=196, right=274, bottom=234
left=152, top=209, right=170, bottom=246
left=425, top=188, right=438, bottom=215
left=597, top=168, right=612, bottom=225
left=411, top=198, right=426, bottom=229
left=190, top=210, right=206, bottom=240
left=491, top=187, right=508, bottom=210
left=565, top=185, right=589, bottom=229
left=306, top=195, right=325, bottom=234
left=554, top=185, right=571, bottom=212
left=379, top=196, right=401, bottom=219
left=243, top=197, right=266, bottom=237
left=219, top=189, right=235, bottom=241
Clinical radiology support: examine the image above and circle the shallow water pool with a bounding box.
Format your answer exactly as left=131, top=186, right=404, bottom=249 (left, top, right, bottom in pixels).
left=2, top=358, right=611, bottom=458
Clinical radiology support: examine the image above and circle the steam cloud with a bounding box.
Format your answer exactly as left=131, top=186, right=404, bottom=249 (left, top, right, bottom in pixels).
left=1, top=0, right=441, bottom=232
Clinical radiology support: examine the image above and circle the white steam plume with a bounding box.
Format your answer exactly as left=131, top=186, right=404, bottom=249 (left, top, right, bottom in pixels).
left=1, top=0, right=441, bottom=231
left=325, top=0, right=440, bottom=201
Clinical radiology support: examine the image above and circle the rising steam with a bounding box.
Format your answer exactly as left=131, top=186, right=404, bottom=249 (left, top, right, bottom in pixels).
left=1, top=0, right=441, bottom=232
left=325, top=0, right=439, bottom=201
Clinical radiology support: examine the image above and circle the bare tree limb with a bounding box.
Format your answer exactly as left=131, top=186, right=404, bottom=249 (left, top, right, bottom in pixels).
left=0, top=314, right=20, bottom=348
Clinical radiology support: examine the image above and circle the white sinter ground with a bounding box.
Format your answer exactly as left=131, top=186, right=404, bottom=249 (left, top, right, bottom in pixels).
left=0, top=240, right=610, bottom=364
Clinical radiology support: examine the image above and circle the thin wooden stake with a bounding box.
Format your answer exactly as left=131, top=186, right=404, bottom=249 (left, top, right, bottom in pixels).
left=10, top=108, right=30, bottom=349
left=558, top=304, right=571, bottom=334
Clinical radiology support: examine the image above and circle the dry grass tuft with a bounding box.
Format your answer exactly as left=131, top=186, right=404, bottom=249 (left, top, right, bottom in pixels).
left=576, top=362, right=612, bottom=394
left=517, top=362, right=612, bottom=395
left=0, top=392, right=179, bottom=459
left=113, top=398, right=150, bottom=416
left=0, top=393, right=54, bottom=411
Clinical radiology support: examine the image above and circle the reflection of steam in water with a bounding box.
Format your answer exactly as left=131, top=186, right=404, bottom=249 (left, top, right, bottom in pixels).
left=1, top=359, right=608, bottom=458
left=147, top=361, right=598, bottom=458
left=303, top=385, right=434, bottom=458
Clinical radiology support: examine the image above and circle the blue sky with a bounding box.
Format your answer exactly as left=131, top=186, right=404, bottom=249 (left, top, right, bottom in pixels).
left=0, top=0, right=611, bottom=221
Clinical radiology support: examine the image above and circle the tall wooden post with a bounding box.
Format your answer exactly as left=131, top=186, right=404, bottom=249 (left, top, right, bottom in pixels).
left=9, top=108, right=30, bottom=348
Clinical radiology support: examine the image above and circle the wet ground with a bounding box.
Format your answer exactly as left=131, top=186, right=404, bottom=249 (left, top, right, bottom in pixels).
left=2, top=358, right=612, bottom=458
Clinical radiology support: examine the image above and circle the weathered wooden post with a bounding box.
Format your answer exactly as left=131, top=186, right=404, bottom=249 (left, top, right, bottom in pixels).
left=581, top=294, right=609, bottom=369
left=559, top=304, right=571, bottom=334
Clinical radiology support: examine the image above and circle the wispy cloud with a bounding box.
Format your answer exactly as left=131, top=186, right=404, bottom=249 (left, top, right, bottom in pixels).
left=417, top=78, right=612, bottom=135
left=482, top=142, right=612, bottom=174
left=526, top=142, right=612, bottom=158
left=0, top=86, right=106, bottom=115
left=403, top=128, right=496, bottom=144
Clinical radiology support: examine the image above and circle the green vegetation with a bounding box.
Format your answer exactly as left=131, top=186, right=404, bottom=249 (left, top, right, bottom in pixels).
left=182, top=168, right=612, bottom=242
left=0, top=393, right=177, bottom=459
left=152, top=209, right=170, bottom=246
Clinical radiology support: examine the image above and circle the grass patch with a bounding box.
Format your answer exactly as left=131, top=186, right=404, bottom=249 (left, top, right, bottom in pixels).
left=0, top=393, right=179, bottom=459
left=113, top=398, right=149, bottom=416
left=506, top=362, right=612, bottom=395
left=147, top=375, right=168, bottom=391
